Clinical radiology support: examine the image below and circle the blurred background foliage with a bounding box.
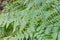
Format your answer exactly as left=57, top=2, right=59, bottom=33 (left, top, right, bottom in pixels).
left=0, top=0, right=60, bottom=40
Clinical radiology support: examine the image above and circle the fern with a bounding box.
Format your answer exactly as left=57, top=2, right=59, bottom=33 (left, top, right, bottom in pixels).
left=0, top=0, right=60, bottom=40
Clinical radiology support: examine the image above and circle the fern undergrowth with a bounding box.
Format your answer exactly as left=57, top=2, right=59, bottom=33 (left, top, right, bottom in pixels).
left=0, top=0, right=60, bottom=40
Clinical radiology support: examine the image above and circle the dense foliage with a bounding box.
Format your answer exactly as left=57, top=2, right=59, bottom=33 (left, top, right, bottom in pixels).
left=0, top=0, right=60, bottom=40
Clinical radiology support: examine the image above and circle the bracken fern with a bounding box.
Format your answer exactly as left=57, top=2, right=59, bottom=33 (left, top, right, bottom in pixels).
left=0, top=0, right=60, bottom=40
